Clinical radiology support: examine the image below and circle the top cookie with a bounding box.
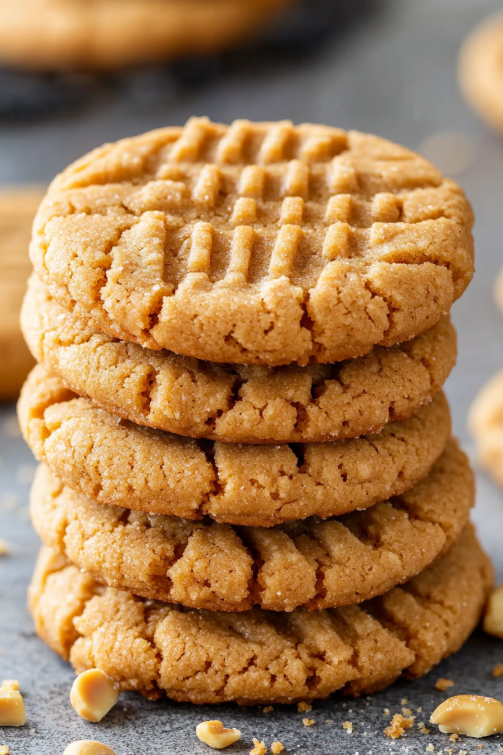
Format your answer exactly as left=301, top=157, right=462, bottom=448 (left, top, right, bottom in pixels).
left=0, top=0, right=291, bottom=71
left=31, top=117, right=474, bottom=366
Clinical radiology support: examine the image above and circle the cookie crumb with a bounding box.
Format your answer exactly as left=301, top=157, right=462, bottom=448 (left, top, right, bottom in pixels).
left=297, top=702, right=312, bottom=713
left=449, top=734, right=459, bottom=742
left=250, top=739, right=267, bottom=755
left=271, top=744, right=283, bottom=754
left=0, top=747, right=8, bottom=755
left=435, top=678, right=454, bottom=692
left=263, top=706, right=274, bottom=714
left=401, top=698, right=408, bottom=705
left=302, top=718, right=314, bottom=727
left=417, top=706, right=423, bottom=713
left=402, top=707, right=412, bottom=716
left=343, top=721, right=353, bottom=734
left=478, top=745, right=483, bottom=749
left=0, top=541, right=8, bottom=556
left=426, top=745, right=434, bottom=752
left=493, top=664, right=503, bottom=678
left=384, top=714, right=415, bottom=739
left=383, top=708, right=390, bottom=716
left=418, top=721, right=430, bottom=734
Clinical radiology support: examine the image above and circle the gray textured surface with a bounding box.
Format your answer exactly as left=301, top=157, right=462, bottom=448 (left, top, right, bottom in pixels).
left=2, top=0, right=503, bottom=752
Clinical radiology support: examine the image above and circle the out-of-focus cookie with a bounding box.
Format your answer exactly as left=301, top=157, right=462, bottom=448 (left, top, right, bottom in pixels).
left=22, top=275, right=457, bottom=444
left=0, top=188, right=43, bottom=399
left=30, top=117, right=474, bottom=366
left=18, top=365, right=452, bottom=527
left=28, top=525, right=493, bottom=704
left=30, top=446, right=474, bottom=612
left=459, top=13, right=503, bottom=134
left=0, top=0, right=292, bottom=71
left=470, top=370, right=503, bottom=487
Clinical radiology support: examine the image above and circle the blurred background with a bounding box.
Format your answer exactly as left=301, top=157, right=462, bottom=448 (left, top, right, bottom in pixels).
left=2, top=0, right=503, bottom=751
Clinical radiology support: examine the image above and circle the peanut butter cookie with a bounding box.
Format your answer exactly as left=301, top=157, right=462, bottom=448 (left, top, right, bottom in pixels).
left=0, top=188, right=43, bottom=398
left=30, top=118, right=474, bottom=366
left=0, top=0, right=291, bottom=71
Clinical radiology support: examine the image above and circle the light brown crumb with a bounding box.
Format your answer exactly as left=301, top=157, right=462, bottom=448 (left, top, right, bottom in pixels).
left=263, top=706, right=273, bottom=714
left=402, top=707, right=412, bottom=716
left=435, top=678, right=454, bottom=692
left=302, top=718, right=314, bottom=727
left=449, top=734, right=459, bottom=742
left=297, top=702, right=312, bottom=713
left=493, top=664, right=503, bottom=678
left=250, top=739, right=267, bottom=755
left=271, top=744, right=283, bottom=755
left=417, top=707, right=423, bottom=713
left=383, top=708, right=390, bottom=716
left=0, top=747, right=8, bottom=755
left=426, top=746, right=434, bottom=752
left=343, top=721, right=353, bottom=734
left=478, top=745, right=483, bottom=750
left=325, top=720, right=333, bottom=723
left=384, top=713, right=415, bottom=739
left=401, top=698, right=408, bottom=705
left=418, top=721, right=430, bottom=734
left=0, top=541, right=8, bottom=556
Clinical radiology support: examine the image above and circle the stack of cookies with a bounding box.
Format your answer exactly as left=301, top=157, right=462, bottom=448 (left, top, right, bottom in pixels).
left=18, top=118, right=493, bottom=706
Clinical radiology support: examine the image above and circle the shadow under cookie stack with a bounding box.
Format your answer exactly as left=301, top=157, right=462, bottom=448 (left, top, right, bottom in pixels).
left=18, top=118, right=493, bottom=706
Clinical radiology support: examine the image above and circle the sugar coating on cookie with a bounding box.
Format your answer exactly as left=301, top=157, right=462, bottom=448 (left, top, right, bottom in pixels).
left=30, top=445, right=474, bottom=612
left=28, top=526, right=493, bottom=705
left=0, top=0, right=292, bottom=71
left=19, top=365, right=452, bottom=527
left=22, top=275, right=457, bottom=444
left=30, top=118, right=474, bottom=366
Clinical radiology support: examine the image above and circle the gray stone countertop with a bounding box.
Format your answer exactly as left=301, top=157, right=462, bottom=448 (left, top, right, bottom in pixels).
left=2, top=0, right=503, bottom=752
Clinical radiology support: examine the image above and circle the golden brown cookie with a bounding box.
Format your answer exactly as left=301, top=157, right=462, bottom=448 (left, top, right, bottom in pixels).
left=22, top=275, right=457, bottom=444
left=30, top=118, right=474, bottom=366
left=30, top=447, right=474, bottom=612
left=29, top=525, right=493, bottom=704
left=0, top=188, right=43, bottom=399
left=459, top=13, right=503, bottom=134
left=0, top=0, right=291, bottom=71
left=469, top=370, right=503, bottom=487
left=19, top=365, right=452, bottom=527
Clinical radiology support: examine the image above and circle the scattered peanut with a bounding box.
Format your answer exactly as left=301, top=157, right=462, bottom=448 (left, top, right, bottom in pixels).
left=250, top=739, right=266, bottom=755
left=63, top=742, right=117, bottom=755
left=435, top=678, right=454, bottom=692
left=430, top=695, right=503, bottom=738
left=297, top=701, right=312, bottom=712
left=484, top=585, right=503, bottom=638
left=196, top=720, right=241, bottom=750
left=385, top=713, right=415, bottom=739
left=70, top=669, right=119, bottom=723
left=0, top=680, right=26, bottom=727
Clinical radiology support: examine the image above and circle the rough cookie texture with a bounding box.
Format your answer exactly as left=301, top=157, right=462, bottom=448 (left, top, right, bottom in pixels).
left=30, top=448, right=474, bottom=612
left=22, top=275, right=457, bottom=444
left=18, top=366, right=451, bottom=527
left=469, top=370, right=503, bottom=487
left=459, top=12, right=503, bottom=134
left=0, top=0, right=291, bottom=71
left=0, top=189, right=42, bottom=398
left=28, top=526, right=493, bottom=705
left=30, top=118, right=474, bottom=366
